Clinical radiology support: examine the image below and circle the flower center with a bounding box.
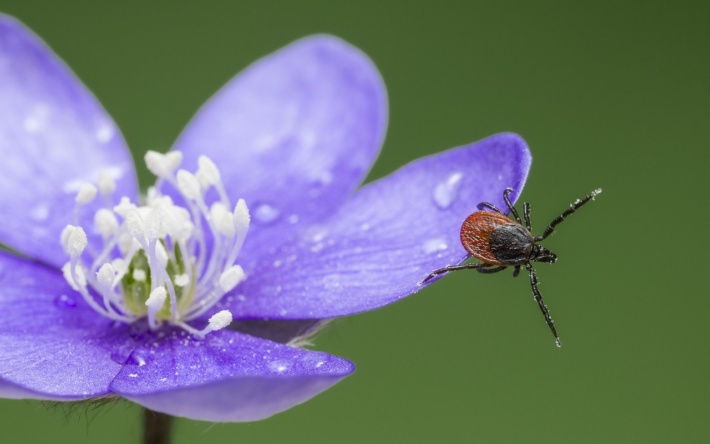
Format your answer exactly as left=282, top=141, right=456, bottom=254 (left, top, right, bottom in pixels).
left=60, top=151, right=250, bottom=338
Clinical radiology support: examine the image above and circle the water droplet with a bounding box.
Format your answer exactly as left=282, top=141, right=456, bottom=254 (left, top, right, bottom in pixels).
left=422, top=238, right=448, bottom=254
left=54, top=294, right=77, bottom=309
left=253, top=203, right=280, bottom=224
left=110, top=343, right=134, bottom=364
left=269, top=360, right=289, bottom=373
left=433, top=172, right=464, bottom=209
left=126, top=349, right=152, bottom=366
left=30, top=203, right=50, bottom=221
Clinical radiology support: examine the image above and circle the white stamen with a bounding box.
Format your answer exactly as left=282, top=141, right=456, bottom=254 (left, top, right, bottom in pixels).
left=133, top=269, right=146, bottom=281
left=97, top=169, right=116, bottom=196
left=124, top=208, right=146, bottom=239
left=61, top=225, right=88, bottom=257
left=118, top=233, right=136, bottom=255
left=62, top=262, right=86, bottom=290
left=96, top=263, right=116, bottom=291
left=154, top=241, right=169, bottom=269
left=94, top=209, right=119, bottom=239
left=174, top=273, right=190, bottom=287
left=219, top=265, right=246, bottom=293
left=145, top=287, right=167, bottom=329
left=196, top=155, right=221, bottom=189
left=145, top=150, right=183, bottom=179
left=207, top=310, right=232, bottom=331
left=176, top=169, right=202, bottom=200
left=113, top=197, right=135, bottom=217
left=75, top=183, right=98, bottom=204
left=233, top=199, right=250, bottom=234
left=144, top=208, right=164, bottom=240
left=210, top=202, right=235, bottom=237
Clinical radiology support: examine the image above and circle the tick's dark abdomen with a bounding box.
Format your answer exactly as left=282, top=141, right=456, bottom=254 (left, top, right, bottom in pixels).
left=489, top=224, right=533, bottom=265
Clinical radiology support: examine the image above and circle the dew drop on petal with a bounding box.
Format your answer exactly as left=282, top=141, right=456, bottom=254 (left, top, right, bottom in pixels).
left=54, top=294, right=77, bottom=309
left=422, top=238, right=448, bottom=254
left=433, top=172, right=464, bottom=209
left=110, top=343, right=135, bottom=364
left=253, top=203, right=280, bottom=224
left=126, top=349, right=152, bottom=367
left=269, top=360, right=290, bottom=373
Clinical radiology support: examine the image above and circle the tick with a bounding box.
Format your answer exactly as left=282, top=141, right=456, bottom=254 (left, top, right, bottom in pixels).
left=423, top=187, right=602, bottom=347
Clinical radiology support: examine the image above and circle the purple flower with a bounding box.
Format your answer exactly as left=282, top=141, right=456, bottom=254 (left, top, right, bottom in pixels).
left=0, top=14, right=531, bottom=422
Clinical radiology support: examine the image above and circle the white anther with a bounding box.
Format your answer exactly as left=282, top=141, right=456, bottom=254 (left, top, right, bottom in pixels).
left=154, top=242, right=169, bottom=269
left=219, top=265, right=246, bottom=292
left=62, top=262, right=86, bottom=290
left=233, top=199, right=250, bottom=233
left=113, top=197, right=135, bottom=218
left=144, top=209, right=164, bottom=240
left=145, top=150, right=183, bottom=179
left=111, top=258, right=127, bottom=274
left=75, top=183, right=97, bottom=204
left=146, top=287, right=167, bottom=309
left=118, top=233, right=136, bottom=255
left=132, top=269, right=146, bottom=281
left=61, top=225, right=88, bottom=257
left=94, top=209, right=119, bottom=239
left=174, top=273, right=190, bottom=287
left=196, top=156, right=221, bottom=189
left=176, top=169, right=202, bottom=200
left=158, top=204, right=193, bottom=241
left=207, top=310, right=232, bottom=331
left=96, top=263, right=116, bottom=291
left=124, top=208, right=145, bottom=238
left=210, top=202, right=235, bottom=237
left=97, top=169, right=116, bottom=196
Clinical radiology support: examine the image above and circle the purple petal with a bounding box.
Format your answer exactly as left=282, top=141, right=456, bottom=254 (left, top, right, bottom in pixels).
left=111, top=329, right=354, bottom=422
left=219, top=133, right=531, bottom=318
left=0, top=251, right=133, bottom=399
left=0, top=15, right=137, bottom=267
left=170, top=35, right=387, bottom=267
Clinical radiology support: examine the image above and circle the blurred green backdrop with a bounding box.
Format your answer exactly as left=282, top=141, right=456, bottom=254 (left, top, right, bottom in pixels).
left=1, top=1, right=708, bottom=443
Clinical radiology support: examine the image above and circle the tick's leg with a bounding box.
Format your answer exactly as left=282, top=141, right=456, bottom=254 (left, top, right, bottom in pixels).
left=535, top=188, right=602, bottom=242
left=477, top=265, right=507, bottom=274
left=512, top=265, right=521, bottom=277
left=422, top=262, right=492, bottom=283
left=503, top=188, right=522, bottom=224
left=477, top=201, right=505, bottom=214
left=526, top=262, right=561, bottom=347
left=523, top=202, right=532, bottom=231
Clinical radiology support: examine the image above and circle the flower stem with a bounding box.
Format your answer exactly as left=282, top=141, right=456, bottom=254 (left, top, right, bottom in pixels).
left=143, top=408, right=173, bottom=444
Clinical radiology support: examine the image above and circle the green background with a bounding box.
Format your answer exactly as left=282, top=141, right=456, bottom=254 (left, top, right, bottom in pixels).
left=1, top=1, right=708, bottom=443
